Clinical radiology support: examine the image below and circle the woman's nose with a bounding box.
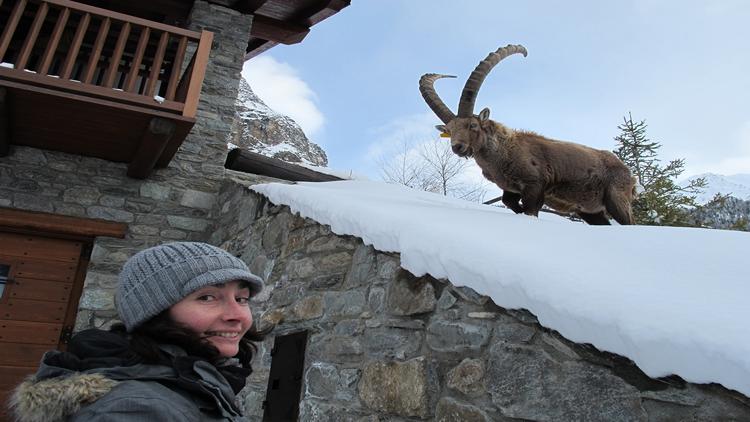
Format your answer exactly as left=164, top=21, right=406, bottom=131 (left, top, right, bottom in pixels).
left=222, top=299, right=251, bottom=322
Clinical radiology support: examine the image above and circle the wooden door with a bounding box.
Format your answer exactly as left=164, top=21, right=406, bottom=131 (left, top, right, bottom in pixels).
left=0, top=232, right=85, bottom=419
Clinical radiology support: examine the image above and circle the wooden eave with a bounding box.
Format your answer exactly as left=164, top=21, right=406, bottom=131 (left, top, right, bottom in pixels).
left=225, top=148, right=342, bottom=182
left=0, top=207, right=127, bottom=240
left=74, top=0, right=352, bottom=59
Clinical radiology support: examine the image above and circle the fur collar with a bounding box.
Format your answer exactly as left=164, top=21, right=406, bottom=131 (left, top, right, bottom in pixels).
left=9, top=373, right=118, bottom=422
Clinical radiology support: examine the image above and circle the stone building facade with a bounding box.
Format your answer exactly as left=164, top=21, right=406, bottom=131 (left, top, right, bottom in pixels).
left=210, top=174, right=750, bottom=421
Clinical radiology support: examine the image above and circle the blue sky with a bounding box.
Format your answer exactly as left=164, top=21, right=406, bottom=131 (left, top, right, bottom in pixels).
left=242, top=0, right=750, bottom=180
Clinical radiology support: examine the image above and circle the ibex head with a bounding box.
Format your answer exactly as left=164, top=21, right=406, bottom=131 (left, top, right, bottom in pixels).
left=419, top=44, right=528, bottom=158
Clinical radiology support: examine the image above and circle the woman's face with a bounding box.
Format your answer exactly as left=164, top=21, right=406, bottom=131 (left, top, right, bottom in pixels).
left=168, top=280, right=254, bottom=358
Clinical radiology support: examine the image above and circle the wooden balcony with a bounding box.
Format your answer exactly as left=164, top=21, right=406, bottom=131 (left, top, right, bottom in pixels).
left=0, top=0, right=213, bottom=178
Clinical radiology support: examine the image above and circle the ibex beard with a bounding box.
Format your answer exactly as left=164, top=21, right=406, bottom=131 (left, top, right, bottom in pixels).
left=420, top=44, right=636, bottom=225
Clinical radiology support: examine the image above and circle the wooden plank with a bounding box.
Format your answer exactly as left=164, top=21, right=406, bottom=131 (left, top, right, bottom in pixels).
left=0, top=208, right=126, bottom=240
left=38, top=7, right=71, bottom=75
left=59, top=12, right=90, bottom=79
left=0, top=233, right=81, bottom=262
left=250, top=14, right=310, bottom=45
left=164, top=35, right=187, bottom=101
left=8, top=259, right=77, bottom=283
left=145, top=31, right=169, bottom=97
left=16, top=2, right=50, bottom=70
left=225, top=148, right=342, bottom=182
left=0, top=66, right=185, bottom=114
left=0, top=299, right=68, bottom=323
left=0, top=0, right=27, bottom=62
left=0, top=342, right=51, bottom=366
left=82, top=16, right=111, bottom=84
left=44, top=0, right=201, bottom=39
left=0, top=366, right=36, bottom=391
left=59, top=244, right=90, bottom=351
left=0, top=320, right=62, bottom=345
left=182, top=30, right=213, bottom=118
left=7, top=278, right=73, bottom=302
left=102, top=21, right=131, bottom=88
left=123, top=26, right=151, bottom=93
left=127, top=117, right=175, bottom=179
left=0, top=78, right=194, bottom=169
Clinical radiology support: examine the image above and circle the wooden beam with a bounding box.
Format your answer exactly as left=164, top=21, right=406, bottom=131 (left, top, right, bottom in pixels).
left=225, top=148, right=341, bottom=182
left=245, top=38, right=278, bottom=60
left=127, top=117, right=175, bottom=179
left=182, top=30, right=213, bottom=118
left=250, top=14, right=309, bottom=45
left=0, top=207, right=127, bottom=239
left=233, top=0, right=268, bottom=14
left=0, top=87, right=8, bottom=156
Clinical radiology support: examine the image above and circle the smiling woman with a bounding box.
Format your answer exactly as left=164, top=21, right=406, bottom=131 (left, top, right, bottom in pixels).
left=9, top=242, right=270, bottom=422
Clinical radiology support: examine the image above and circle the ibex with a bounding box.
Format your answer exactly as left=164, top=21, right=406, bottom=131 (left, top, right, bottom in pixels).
left=419, top=44, right=636, bottom=225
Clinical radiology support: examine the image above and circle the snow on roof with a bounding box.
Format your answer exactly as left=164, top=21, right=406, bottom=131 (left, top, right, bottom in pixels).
left=251, top=179, right=750, bottom=397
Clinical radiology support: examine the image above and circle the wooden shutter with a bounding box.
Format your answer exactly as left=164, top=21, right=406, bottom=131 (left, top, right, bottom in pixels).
left=0, top=232, right=84, bottom=418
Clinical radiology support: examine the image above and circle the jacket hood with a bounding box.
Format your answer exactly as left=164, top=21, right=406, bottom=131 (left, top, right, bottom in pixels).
left=9, top=373, right=118, bottom=422
left=9, top=329, right=246, bottom=422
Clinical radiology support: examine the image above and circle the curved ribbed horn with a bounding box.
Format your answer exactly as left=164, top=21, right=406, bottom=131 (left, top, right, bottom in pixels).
left=457, top=44, right=527, bottom=118
left=419, top=73, right=457, bottom=124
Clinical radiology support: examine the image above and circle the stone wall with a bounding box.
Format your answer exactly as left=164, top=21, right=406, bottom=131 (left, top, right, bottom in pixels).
left=0, top=1, right=252, bottom=330
left=213, top=175, right=750, bottom=421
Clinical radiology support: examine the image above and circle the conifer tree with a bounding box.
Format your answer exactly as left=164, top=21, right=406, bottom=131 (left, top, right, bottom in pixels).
left=613, top=113, right=706, bottom=226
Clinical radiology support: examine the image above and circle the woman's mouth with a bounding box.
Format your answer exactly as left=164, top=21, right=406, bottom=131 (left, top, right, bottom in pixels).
left=205, top=331, right=240, bottom=339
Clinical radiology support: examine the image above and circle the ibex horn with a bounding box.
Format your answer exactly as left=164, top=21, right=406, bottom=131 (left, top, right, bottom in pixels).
left=419, top=73, right=457, bottom=124
left=457, top=44, right=527, bottom=118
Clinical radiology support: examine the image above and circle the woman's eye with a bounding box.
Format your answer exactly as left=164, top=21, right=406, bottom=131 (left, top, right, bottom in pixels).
left=236, top=297, right=250, bottom=305
left=197, top=295, right=216, bottom=301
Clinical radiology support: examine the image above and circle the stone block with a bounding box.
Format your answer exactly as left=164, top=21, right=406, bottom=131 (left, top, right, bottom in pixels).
left=358, top=357, right=432, bottom=418
left=363, top=326, right=423, bottom=359
left=180, top=189, right=216, bottom=209
left=167, top=215, right=209, bottom=232
left=426, top=319, right=492, bottom=353
left=323, top=290, right=366, bottom=318
left=63, top=186, right=100, bottom=205
left=386, top=273, right=436, bottom=316
left=87, top=206, right=134, bottom=223
left=304, top=362, right=359, bottom=401
left=435, top=397, right=491, bottom=422
left=140, top=182, right=171, bottom=200
left=447, top=358, right=486, bottom=396
left=487, top=343, right=646, bottom=421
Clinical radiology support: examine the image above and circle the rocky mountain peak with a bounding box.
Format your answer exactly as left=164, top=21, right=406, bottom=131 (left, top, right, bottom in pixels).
left=230, top=78, right=328, bottom=167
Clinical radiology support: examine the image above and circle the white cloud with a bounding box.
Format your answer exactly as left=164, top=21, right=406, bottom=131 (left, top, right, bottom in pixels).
left=241, top=56, right=324, bottom=136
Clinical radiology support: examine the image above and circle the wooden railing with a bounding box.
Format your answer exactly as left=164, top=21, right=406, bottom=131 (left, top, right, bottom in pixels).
left=0, top=0, right=213, bottom=118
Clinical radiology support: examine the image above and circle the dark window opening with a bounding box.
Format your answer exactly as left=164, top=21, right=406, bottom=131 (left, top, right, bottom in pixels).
left=263, top=330, right=308, bottom=422
left=0, top=263, right=10, bottom=299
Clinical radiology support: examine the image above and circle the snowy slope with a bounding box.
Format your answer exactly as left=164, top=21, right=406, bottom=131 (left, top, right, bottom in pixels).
left=251, top=180, right=750, bottom=397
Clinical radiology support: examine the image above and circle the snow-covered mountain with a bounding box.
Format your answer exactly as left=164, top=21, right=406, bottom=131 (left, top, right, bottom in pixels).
left=680, top=173, right=750, bottom=231
left=681, top=173, right=750, bottom=204
left=230, top=78, right=328, bottom=167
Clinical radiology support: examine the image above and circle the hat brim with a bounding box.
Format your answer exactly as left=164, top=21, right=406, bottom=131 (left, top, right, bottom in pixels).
left=182, top=268, right=264, bottom=298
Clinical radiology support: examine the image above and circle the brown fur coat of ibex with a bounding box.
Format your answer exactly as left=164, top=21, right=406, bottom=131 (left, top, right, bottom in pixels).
left=419, top=44, right=636, bottom=225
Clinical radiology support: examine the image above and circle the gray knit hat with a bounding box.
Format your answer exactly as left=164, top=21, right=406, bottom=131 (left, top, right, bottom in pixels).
left=115, top=242, right=263, bottom=331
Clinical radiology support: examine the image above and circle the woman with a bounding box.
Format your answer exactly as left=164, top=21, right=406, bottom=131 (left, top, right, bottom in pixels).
left=10, top=242, right=268, bottom=421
